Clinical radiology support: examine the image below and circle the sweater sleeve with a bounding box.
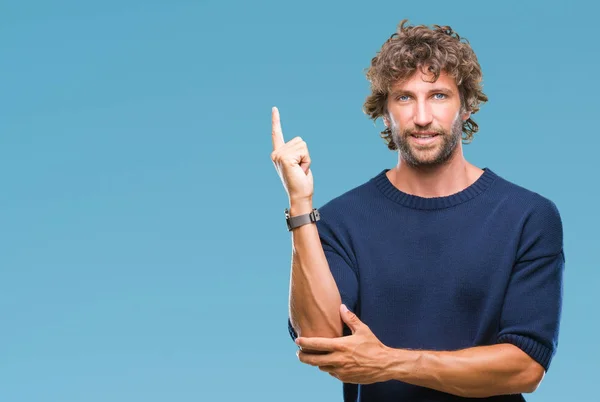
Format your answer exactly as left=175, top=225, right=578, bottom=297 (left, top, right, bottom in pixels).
left=288, top=210, right=360, bottom=341
left=496, top=197, right=565, bottom=371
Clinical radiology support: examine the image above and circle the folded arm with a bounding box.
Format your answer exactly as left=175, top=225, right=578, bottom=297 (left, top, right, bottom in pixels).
left=297, top=307, right=546, bottom=397
left=386, top=343, right=545, bottom=397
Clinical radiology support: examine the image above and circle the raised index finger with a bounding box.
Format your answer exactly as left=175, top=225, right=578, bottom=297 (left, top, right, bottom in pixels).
left=271, top=106, right=285, bottom=151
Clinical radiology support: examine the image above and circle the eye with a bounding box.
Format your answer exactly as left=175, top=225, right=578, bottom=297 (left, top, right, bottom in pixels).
left=433, top=93, right=447, bottom=100
left=396, top=95, right=410, bottom=102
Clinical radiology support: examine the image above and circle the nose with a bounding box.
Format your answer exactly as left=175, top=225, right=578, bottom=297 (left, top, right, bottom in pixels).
left=413, top=99, right=433, bottom=127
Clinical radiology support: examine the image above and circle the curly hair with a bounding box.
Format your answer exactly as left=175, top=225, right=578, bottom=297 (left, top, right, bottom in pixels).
left=363, top=19, right=488, bottom=150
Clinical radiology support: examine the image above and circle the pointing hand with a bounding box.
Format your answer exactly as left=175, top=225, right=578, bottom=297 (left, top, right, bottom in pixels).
left=270, top=107, right=314, bottom=204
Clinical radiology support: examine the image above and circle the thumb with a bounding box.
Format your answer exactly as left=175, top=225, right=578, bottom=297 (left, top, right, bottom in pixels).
left=340, top=304, right=362, bottom=333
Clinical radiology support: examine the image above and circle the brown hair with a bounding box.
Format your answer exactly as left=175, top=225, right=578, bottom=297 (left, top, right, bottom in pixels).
left=363, top=19, right=488, bottom=150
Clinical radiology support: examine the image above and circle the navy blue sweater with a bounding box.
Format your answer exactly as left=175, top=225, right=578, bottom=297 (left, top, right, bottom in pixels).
left=288, top=168, right=565, bottom=401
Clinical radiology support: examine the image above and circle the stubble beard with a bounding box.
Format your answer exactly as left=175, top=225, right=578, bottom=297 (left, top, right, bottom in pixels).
left=391, top=114, right=464, bottom=168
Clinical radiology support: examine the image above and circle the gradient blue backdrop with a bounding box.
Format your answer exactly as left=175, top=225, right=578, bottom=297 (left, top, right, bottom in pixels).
left=1, top=1, right=597, bottom=401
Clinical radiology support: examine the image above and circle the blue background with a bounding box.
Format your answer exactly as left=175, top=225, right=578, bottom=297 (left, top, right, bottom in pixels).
left=1, top=1, right=597, bottom=401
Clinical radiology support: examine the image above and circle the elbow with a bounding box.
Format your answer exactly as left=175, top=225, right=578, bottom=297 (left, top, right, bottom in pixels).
left=294, top=320, right=343, bottom=339
left=522, top=363, right=545, bottom=394
left=291, top=321, right=342, bottom=354
left=289, top=314, right=343, bottom=340
left=457, top=365, right=544, bottom=399
left=459, top=359, right=546, bottom=398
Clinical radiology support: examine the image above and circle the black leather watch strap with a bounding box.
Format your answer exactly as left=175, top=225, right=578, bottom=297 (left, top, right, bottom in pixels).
left=285, top=208, right=320, bottom=231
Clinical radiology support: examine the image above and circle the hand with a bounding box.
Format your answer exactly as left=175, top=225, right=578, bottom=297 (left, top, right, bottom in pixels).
left=295, top=304, right=392, bottom=384
left=270, top=107, right=314, bottom=203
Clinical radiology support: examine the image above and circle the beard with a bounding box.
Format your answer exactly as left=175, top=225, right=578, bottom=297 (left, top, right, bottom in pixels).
left=391, top=114, right=463, bottom=168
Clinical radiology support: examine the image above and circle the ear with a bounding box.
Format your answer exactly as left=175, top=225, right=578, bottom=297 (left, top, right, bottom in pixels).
left=462, top=110, right=471, bottom=121
left=382, top=115, right=390, bottom=128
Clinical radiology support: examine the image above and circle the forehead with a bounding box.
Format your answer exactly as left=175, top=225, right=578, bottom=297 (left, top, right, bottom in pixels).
left=390, top=68, right=458, bottom=93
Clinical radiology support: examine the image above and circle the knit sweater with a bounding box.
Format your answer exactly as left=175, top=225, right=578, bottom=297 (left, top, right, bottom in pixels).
left=287, top=167, right=565, bottom=402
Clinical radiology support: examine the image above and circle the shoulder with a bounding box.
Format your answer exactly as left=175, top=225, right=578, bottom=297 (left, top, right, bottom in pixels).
left=491, top=170, right=563, bottom=256
left=314, top=170, right=384, bottom=239
left=311, top=173, right=382, bottom=265
left=317, top=171, right=383, bottom=223
left=490, top=170, right=562, bottom=218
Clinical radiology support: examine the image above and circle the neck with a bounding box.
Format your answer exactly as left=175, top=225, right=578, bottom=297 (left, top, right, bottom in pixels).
left=388, top=151, right=483, bottom=198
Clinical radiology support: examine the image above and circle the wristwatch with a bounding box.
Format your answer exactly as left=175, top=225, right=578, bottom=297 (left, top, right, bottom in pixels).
left=285, top=208, right=320, bottom=231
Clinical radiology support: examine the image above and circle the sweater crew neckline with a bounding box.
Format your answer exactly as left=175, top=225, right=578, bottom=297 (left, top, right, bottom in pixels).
left=372, top=167, right=498, bottom=210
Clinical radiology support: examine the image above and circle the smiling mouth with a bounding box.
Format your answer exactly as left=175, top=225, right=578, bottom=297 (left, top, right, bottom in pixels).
left=409, top=134, right=440, bottom=146
left=410, top=133, right=439, bottom=138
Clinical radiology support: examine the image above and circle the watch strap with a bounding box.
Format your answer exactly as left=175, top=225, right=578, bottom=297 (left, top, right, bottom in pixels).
left=285, top=208, right=320, bottom=231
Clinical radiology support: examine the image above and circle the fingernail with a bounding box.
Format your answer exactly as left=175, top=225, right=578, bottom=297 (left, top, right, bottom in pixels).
left=341, top=304, right=348, bottom=313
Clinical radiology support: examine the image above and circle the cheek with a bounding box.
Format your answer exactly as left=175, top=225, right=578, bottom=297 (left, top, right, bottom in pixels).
left=435, top=106, right=461, bottom=125
left=389, top=110, right=412, bottom=127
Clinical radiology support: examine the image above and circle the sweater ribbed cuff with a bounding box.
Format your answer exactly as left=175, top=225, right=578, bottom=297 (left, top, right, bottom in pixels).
left=288, top=318, right=298, bottom=341
left=497, top=333, right=554, bottom=371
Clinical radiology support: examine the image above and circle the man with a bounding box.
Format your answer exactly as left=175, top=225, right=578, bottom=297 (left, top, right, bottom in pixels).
left=270, top=19, right=564, bottom=401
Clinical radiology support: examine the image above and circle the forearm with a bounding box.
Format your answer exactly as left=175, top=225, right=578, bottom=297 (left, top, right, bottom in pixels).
left=288, top=200, right=343, bottom=341
left=385, top=343, right=544, bottom=398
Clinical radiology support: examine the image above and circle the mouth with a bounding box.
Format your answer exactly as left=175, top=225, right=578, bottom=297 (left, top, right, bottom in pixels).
left=410, top=133, right=440, bottom=145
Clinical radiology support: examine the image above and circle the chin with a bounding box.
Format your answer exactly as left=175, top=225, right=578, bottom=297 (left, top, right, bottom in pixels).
left=411, top=151, right=453, bottom=167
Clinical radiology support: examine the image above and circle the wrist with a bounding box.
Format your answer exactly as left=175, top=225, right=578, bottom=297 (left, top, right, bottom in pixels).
left=383, top=347, right=418, bottom=382
left=289, top=198, right=313, bottom=215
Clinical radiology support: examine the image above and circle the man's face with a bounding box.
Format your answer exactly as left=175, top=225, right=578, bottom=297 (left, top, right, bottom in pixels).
left=384, top=68, right=469, bottom=167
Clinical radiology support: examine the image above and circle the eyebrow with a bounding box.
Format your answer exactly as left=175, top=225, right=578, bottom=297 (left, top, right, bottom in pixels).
left=390, top=88, right=454, bottom=97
